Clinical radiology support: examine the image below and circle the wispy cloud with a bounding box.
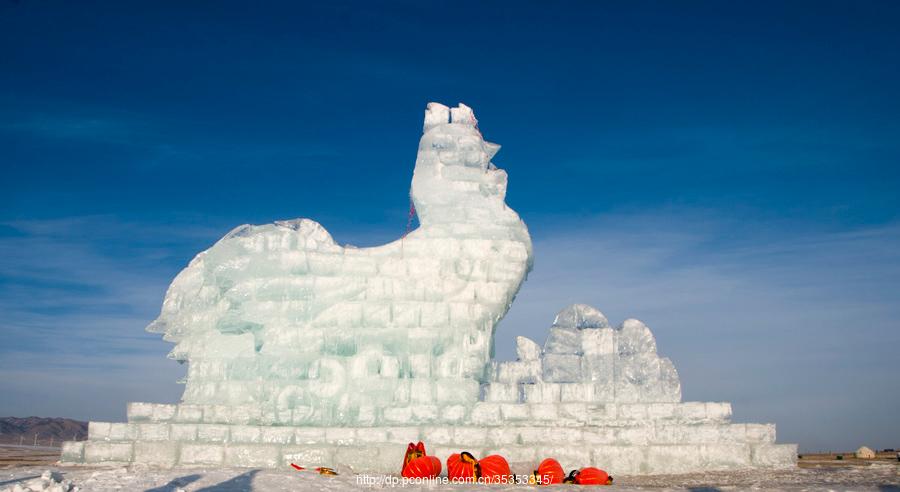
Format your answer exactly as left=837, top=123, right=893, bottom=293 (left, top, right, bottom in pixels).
left=0, top=104, right=342, bottom=174
left=0, top=216, right=222, bottom=420
left=1, top=110, right=154, bottom=145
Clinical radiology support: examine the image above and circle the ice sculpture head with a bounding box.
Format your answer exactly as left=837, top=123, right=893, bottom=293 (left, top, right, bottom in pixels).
left=411, top=103, right=510, bottom=225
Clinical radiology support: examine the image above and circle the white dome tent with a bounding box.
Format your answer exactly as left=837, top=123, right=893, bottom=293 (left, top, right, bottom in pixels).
left=856, top=446, right=876, bottom=459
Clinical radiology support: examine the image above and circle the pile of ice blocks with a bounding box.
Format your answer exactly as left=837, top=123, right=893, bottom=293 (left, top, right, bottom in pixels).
left=485, top=304, right=681, bottom=404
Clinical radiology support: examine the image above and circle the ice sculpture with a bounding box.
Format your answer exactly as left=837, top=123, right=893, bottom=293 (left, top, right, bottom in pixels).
left=146, top=102, right=533, bottom=421
left=61, top=103, right=796, bottom=475
left=485, top=304, right=682, bottom=404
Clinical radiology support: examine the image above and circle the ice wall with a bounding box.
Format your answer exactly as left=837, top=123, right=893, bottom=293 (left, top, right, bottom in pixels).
left=145, top=103, right=533, bottom=424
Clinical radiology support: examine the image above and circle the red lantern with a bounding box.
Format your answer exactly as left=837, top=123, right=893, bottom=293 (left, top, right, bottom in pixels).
left=401, top=442, right=441, bottom=479
left=402, top=455, right=441, bottom=479
left=532, top=458, right=565, bottom=485
left=477, top=454, right=511, bottom=484
left=573, top=467, right=613, bottom=485
left=447, top=452, right=478, bottom=482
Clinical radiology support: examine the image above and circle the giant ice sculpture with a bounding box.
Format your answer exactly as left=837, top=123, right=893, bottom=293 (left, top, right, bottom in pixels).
left=145, top=102, right=532, bottom=420
left=62, top=103, right=796, bottom=475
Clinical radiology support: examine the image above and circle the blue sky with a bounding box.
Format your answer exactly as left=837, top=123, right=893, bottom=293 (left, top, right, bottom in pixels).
left=1, top=1, right=898, bottom=452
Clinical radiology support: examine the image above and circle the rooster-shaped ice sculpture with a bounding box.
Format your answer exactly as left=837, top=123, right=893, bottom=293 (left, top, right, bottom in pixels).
left=148, top=103, right=533, bottom=423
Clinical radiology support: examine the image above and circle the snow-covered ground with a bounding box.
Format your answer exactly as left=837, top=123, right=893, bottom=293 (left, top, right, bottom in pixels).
left=1, top=463, right=898, bottom=492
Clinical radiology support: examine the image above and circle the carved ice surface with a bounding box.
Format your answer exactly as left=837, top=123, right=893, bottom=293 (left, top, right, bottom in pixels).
left=553, top=303, right=609, bottom=330
left=488, top=304, right=682, bottom=403
left=146, top=103, right=533, bottom=423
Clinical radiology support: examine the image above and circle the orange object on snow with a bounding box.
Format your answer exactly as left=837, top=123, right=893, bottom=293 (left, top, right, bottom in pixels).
left=401, top=442, right=441, bottom=479
left=531, top=458, right=565, bottom=485
left=289, top=463, right=338, bottom=475
left=447, top=452, right=479, bottom=481
left=565, top=467, right=613, bottom=485
left=477, top=454, right=512, bottom=484
left=447, top=452, right=511, bottom=483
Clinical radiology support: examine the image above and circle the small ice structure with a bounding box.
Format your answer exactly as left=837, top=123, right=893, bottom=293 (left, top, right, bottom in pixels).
left=485, top=304, right=682, bottom=404
left=62, top=104, right=796, bottom=475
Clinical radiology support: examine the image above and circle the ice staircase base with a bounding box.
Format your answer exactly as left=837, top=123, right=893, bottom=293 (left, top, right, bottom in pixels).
left=60, top=401, right=797, bottom=475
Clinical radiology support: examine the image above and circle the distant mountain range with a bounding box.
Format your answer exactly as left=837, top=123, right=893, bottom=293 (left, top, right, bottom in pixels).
left=0, top=417, right=88, bottom=446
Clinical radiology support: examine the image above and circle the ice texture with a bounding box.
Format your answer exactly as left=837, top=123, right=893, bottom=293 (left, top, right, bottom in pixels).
left=553, top=303, right=609, bottom=329
left=515, top=336, right=541, bottom=361
left=146, top=103, right=533, bottom=423
left=486, top=304, right=682, bottom=403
